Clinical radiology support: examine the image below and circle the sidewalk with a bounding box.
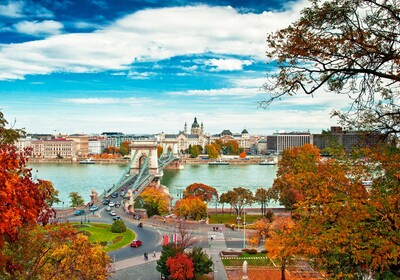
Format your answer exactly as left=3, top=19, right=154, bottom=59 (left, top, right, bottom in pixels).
left=205, top=230, right=229, bottom=280
left=113, top=254, right=160, bottom=271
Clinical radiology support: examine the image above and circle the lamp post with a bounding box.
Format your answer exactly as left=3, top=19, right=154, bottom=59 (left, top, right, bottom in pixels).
left=243, top=206, right=246, bottom=249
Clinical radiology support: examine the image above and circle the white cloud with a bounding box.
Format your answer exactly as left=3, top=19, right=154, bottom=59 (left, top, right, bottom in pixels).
left=233, top=77, right=267, bottom=88
left=169, top=87, right=263, bottom=98
left=14, top=20, right=63, bottom=36
left=205, top=58, right=252, bottom=71
left=0, top=2, right=310, bottom=80
left=60, top=97, right=152, bottom=105
left=0, top=1, right=53, bottom=19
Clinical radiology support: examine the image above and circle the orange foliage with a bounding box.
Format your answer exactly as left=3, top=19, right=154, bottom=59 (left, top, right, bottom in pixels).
left=141, top=186, right=171, bottom=215
left=175, top=196, right=207, bottom=220
left=239, top=151, right=247, bottom=158
left=166, top=253, right=194, bottom=280
left=183, top=183, right=218, bottom=202
left=0, top=145, right=56, bottom=265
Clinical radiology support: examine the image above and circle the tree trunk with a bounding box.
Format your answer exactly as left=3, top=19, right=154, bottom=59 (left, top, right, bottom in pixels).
left=281, top=260, right=286, bottom=280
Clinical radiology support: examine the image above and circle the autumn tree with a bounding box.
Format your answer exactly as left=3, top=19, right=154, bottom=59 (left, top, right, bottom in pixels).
left=69, top=192, right=85, bottom=207
left=205, top=144, right=219, bottom=159
left=157, top=243, right=185, bottom=279
left=119, top=141, right=131, bottom=156
left=175, top=196, right=207, bottom=220
left=220, top=187, right=254, bottom=216
left=239, top=151, right=247, bottom=158
left=166, top=253, right=195, bottom=280
left=263, top=0, right=400, bottom=140
left=225, top=140, right=240, bottom=155
left=2, top=223, right=111, bottom=279
left=0, top=112, right=58, bottom=269
left=140, top=186, right=170, bottom=216
left=183, top=183, right=218, bottom=203
left=269, top=144, right=321, bottom=212
left=253, top=217, right=272, bottom=245
left=265, top=216, right=300, bottom=280
left=255, top=188, right=270, bottom=216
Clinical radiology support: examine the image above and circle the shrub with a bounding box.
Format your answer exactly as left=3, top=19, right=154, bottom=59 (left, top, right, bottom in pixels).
left=111, top=220, right=127, bottom=233
left=99, top=241, right=108, bottom=247
left=260, top=249, right=268, bottom=254
left=247, top=249, right=258, bottom=254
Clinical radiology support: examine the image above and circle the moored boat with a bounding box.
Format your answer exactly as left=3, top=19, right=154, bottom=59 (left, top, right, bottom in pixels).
left=79, top=158, right=95, bottom=164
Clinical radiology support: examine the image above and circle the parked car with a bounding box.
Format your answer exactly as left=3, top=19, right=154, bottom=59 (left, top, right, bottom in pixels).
left=74, top=209, right=85, bottom=216
left=130, top=240, right=142, bottom=248
left=109, top=210, right=117, bottom=216
left=108, top=201, right=115, bottom=207
left=111, top=193, right=118, bottom=198
left=113, top=216, right=121, bottom=221
left=106, top=206, right=111, bottom=212
left=89, top=205, right=99, bottom=212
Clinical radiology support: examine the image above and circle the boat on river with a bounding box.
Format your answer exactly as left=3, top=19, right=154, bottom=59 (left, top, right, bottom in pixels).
left=208, top=159, right=229, bottom=165
left=259, top=160, right=276, bottom=166
left=79, top=158, right=95, bottom=164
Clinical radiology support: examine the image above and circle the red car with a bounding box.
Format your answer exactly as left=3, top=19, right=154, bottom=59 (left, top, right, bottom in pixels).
left=130, top=240, right=143, bottom=248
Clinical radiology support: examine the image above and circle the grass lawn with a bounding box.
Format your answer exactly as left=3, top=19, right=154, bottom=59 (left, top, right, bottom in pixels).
left=209, top=213, right=262, bottom=225
left=74, top=223, right=135, bottom=252
left=222, top=252, right=273, bottom=267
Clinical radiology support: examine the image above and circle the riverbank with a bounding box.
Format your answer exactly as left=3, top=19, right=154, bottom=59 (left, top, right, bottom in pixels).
left=29, top=157, right=271, bottom=165
left=28, top=157, right=129, bottom=164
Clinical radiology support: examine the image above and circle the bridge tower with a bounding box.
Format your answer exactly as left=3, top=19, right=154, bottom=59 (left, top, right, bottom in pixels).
left=129, top=140, right=160, bottom=178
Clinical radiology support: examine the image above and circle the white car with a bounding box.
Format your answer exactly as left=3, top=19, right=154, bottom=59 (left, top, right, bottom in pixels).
left=109, top=210, right=117, bottom=216
left=106, top=206, right=111, bottom=212
left=108, top=201, right=115, bottom=207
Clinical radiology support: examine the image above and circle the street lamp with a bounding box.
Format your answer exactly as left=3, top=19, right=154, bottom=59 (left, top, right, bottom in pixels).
left=243, top=206, right=246, bottom=249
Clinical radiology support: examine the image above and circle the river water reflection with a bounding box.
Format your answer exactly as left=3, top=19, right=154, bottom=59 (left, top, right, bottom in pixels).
left=29, top=163, right=279, bottom=208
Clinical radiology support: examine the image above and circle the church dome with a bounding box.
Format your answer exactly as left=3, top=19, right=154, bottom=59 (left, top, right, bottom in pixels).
left=191, top=117, right=200, bottom=128
left=242, top=129, right=248, bottom=134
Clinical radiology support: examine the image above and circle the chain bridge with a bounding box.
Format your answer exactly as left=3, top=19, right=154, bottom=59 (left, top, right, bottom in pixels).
left=104, top=139, right=181, bottom=212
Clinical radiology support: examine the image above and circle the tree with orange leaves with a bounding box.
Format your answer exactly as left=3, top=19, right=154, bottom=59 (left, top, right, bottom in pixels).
left=141, top=186, right=171, bottom=216
left=265, top=216, right=299, bottom=280
left=2, top=223, right=111, bottom=279
left=183, top=183, right=218, bottom=203
left=166, top=253, right=195, bottom=280
left=269, top=144, right=320, bottom=212
left=175, top=196, right=207, bottom=220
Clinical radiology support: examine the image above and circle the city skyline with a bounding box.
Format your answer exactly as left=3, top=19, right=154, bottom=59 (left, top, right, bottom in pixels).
left=1, top=0, right=351, bottom=135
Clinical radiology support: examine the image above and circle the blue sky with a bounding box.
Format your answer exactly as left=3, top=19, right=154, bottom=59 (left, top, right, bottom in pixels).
left=0, top=0, right=350, bottom=135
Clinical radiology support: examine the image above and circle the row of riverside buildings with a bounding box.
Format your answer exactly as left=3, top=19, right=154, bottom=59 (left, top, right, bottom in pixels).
left=16, top=117, right=380, bottom=159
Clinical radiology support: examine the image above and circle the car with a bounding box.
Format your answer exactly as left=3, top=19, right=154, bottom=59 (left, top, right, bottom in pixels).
left=115, top=201, right=121, bottom=207
left=108, top=201, right=115, bottom=207
left=74, top=209, right=85, bottom=216
left=130, top=240, right=142, bottom=248
left=109, top=210, right=117, bottom=216
left=102, top=199, right=110, bottom=205
left=111, top=193, right=118, bottom=198
left=113, top=216, right=121, bottom=220
left=106, top=206, right=111, bottom=212
left=120, top=191, right=125, bottom=197
left=89, top=205, right=99, bottom=212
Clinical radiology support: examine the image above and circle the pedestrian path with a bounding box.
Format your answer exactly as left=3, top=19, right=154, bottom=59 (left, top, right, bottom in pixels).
left=113, top=254, right=160, bottom=271
left=205, top=230, right=229, bottom=280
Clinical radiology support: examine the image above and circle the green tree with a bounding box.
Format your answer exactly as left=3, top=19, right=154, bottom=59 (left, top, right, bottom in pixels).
left=157, top=243, right=184, bottom=279
left=188, top=247, right=213, bottom=278
left=220, top=187, right=254, bottom=216
left=226, top=140, right=240, bottom=155
left=69, top=192, right=85, bottom=208
left=190, top=145, right=200, bottom=158
left=111, top=220, right=127, bottom=233
left=263, top=0, right=400, bottom=140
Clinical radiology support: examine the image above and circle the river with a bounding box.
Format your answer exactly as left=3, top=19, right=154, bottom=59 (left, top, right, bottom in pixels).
left=29, top=163, right=279, bottom=208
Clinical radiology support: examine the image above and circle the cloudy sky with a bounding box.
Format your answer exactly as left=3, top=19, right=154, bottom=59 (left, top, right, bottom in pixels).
left=0, top=0, right=351, bottom=135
